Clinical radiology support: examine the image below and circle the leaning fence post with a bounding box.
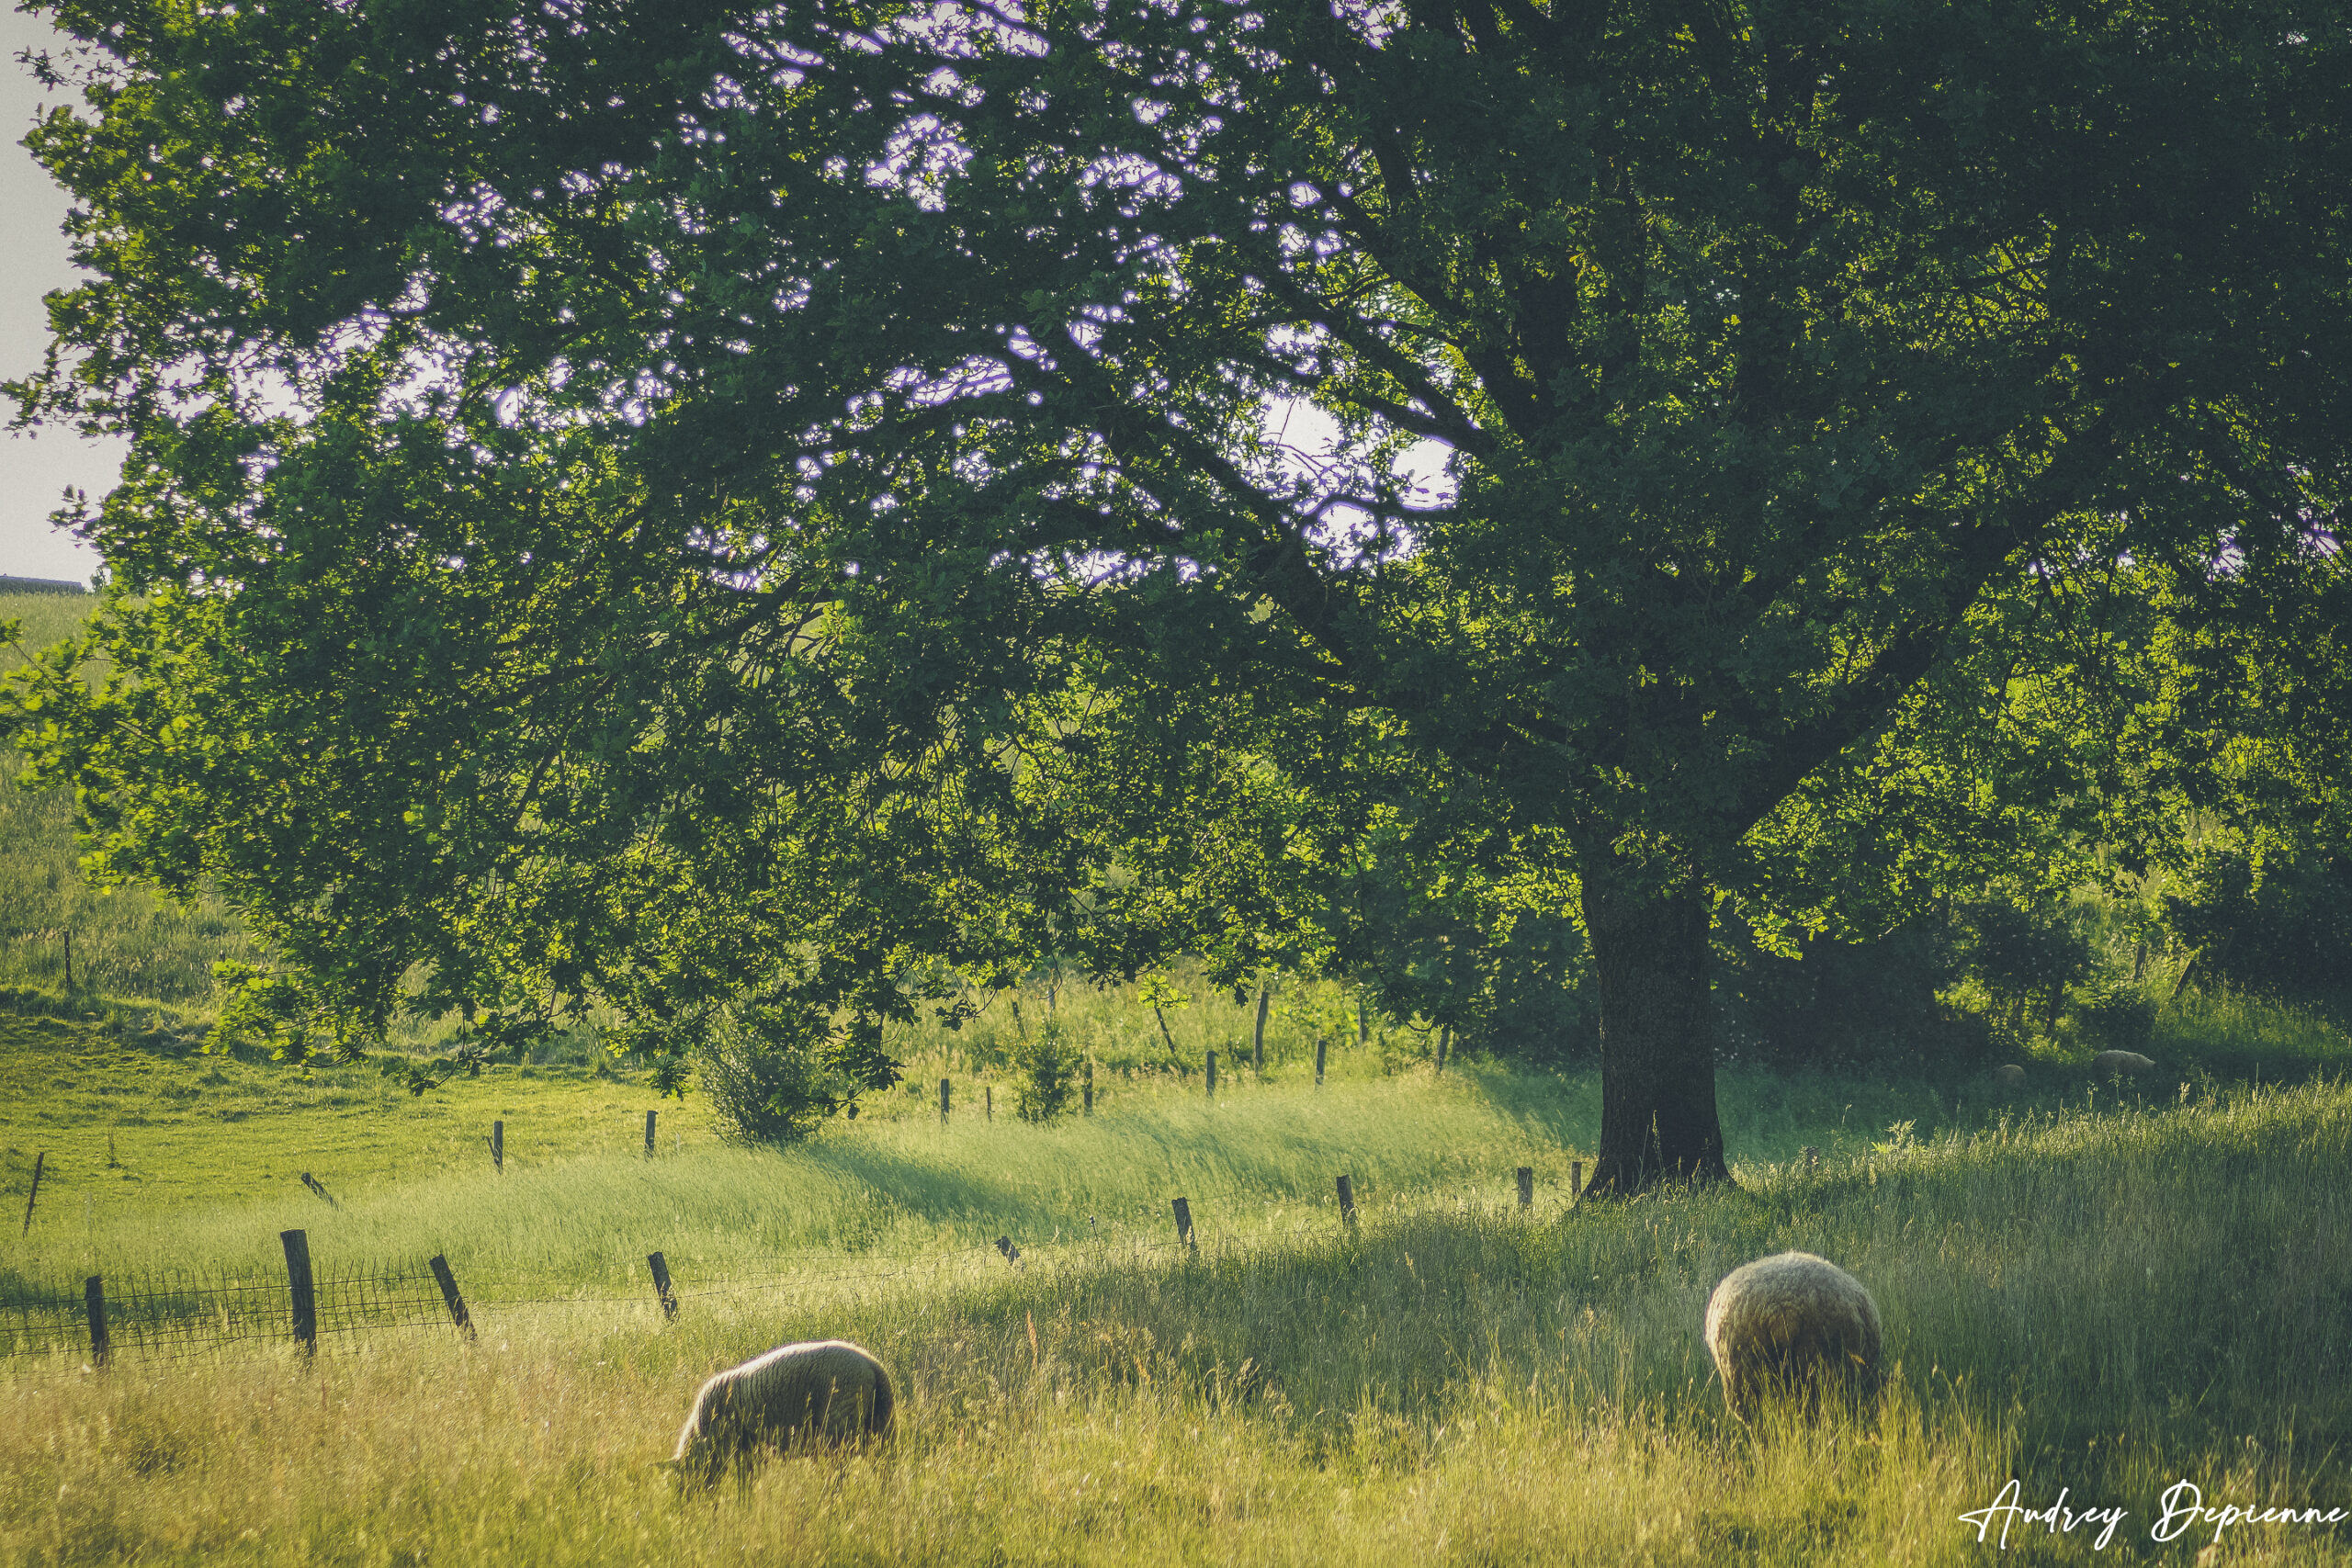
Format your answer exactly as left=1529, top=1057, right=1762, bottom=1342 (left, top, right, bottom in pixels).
left=85, top=1275, right=108, bottom=1368
left=1516, top=1167, right=1534, bottom=1208
left=1205, top=1051, right=1216, bottom=1100
left=986, top=1086, right=993, bottom=1122
left=644, top=1109, right=657, bottom=1158
left=426, top=1255, right=476, bottom=1340
left=281, top=1229, right=317, bottom=1354
left=1170, top=1196, right=1194, bottom=1250
left=490, top=1120, right=503, bottom=1173
left=940, top=1077, right=952, bottom=1123
left=20, top=1150, right=43, bottom=1236
left=1252, top=986, right=1269, bottom=1074
left=1336, top=1174, right=1357, bottom=1228
left=647, top=1252, right=678, bottom=1320
left=1084, top=1061, right=1094, bottom=1116
left=1315, top=1036, right=1327, bottom=1086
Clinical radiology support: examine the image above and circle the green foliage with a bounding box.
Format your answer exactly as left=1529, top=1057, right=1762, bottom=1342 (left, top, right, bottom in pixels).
left=1953, top=898, right=2098, bottom=1043
left=693, top=998, right=876, bottom=1144
left=1010, top=1019, right=1081, bottom=1124
left=0, top=594, right=255, bottom=1010
left=1713, top=913, right=1984, bottom=1075
left=10, top=3, right=2352, bottom=1179
left=2071, top=976, right=2158, bottom=1051
left=2161, top=844, right=2352, bottom=1014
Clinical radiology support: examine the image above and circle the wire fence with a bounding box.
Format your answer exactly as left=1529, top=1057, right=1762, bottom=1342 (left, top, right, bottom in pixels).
left=0, top=1168, right=1589, bottom=1373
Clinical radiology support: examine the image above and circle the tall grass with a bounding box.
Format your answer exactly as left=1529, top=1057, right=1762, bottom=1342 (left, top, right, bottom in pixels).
left=6, top=1079, right=2352, bottom=1564
left=7, top=1029, right=2151, bottom=1298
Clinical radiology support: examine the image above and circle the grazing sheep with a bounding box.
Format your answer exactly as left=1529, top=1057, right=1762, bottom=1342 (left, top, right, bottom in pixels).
left=2090, top=1049, right=2155, bottom=1078
left=1995, top=1064, right=2027, bottom=1089
left=672, top=1339, right=894, bottom=1482
left=1704, top=1251, right=1883, bottom=1420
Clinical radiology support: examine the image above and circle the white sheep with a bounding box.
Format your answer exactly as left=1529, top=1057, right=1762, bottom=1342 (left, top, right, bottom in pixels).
left=672, top=1339, right=894, bottom=1482
left=2090, top=1049, right=2154, bottom=1078
left=1703, top=1251, right=1883, bottom=1420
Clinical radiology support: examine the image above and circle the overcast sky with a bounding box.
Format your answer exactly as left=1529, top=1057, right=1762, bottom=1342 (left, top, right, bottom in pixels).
left=1, top=6, right=118, bottom=584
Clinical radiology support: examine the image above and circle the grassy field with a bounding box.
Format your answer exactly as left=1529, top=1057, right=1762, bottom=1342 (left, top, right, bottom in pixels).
left=6, top=1023, right=2352, bottom=1563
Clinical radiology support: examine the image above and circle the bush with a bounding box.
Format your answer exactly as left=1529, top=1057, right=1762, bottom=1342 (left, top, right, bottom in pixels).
left=1954, top=898, right=2095, bottom=1041
left=1713, top=912, right=1984, bottom=1074
left=2162, top=847, right=2352, bottom=1017
left=2073, top=976, right=2156, bottom=1050
left=694, top=1001, right=863, bottom=1143
left=1012, top=1021, right=1081, bottom=1123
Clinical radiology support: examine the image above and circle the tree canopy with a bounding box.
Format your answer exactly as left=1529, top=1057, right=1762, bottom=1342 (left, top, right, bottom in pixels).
left=7, top=0, right=2350, bottom=1187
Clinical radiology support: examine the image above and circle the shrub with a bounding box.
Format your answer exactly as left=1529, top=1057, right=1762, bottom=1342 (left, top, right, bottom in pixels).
left=2073, top=976, right=2156, bottom=1050
left=1012, top=1021, right=1081, bottom=1123
left=694, top=1001, right=863, bottom=1143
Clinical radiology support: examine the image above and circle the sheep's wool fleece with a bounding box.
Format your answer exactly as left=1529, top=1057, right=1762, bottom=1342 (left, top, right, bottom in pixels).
left=2091, top=1050, right=2155, bottom=1076
left=673, top=1339, right=893, bottom=1471
left=1703, top=1252, right=1882, bottom=1416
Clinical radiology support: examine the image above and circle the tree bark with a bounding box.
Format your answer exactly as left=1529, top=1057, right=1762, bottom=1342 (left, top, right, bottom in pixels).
left=1580, top=873, right=1731, bottom=1194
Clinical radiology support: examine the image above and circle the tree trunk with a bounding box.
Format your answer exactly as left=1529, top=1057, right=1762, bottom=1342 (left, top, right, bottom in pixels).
left=1581, top=874, right=1731, bottom=1194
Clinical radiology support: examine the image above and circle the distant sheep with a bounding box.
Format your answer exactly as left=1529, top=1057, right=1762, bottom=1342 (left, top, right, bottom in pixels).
left=672, top=1339, right=894, bottom=1482
left=1703, top=1251, right=1883, bottom=1420
left=1995, top=1064, right=2027, bottom=1089
left=2090, top=1050, right=2154, bottom=1078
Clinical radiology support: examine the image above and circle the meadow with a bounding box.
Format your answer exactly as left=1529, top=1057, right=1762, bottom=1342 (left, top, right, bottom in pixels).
left=6, top=1034, right=2352, bottom=1565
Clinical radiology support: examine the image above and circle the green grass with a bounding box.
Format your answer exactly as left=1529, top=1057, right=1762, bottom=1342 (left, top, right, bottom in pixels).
left=6, top=1026, right=2352, bottom=1563
left=6, top=996, right=2134, bottom=1297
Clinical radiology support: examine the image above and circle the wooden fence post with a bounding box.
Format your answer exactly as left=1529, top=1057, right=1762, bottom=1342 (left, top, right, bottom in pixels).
left=940, top=1077, right=952, bottom=1123
left=1315, top=1036, right=1327, bottom=1086
left=1084, top=1061, right=1094, bottom=1116
left=84, top=1275, right=108, bottom=1368
left=281, top=1229, right=317, bottom=1354
left=63, top=929, right=74, bottom=992
left=1252, top=986, right=1269, bottom=1073
left=1516, top=1167, right=1534, bottom=1208
left=1205, top=1051, right=1216, bottom=1100
left=1570, top=1160, right=1584, bottom=1201
left=986, top=1086, right=993, bottom=1122
left=490, top=1120, right=503, bottom=1173
left=1357, top=995, right=1368, bottom=1047
left=645, top=1109, right=657, bottom=1157
left=1336, top=1174, right=1357, bottom=1228
left=648, top=1252, right=678, bottom=1320
left=426, top=1255, right=476, bottom=1340
left=1170, top=1196, right=1194, bottom=1250
left=300, top=1172, right=338, bottom=1208
left=20, top=1150, right=42, bottom=1236
left=1436, top=1025, right=1450, bottom=1075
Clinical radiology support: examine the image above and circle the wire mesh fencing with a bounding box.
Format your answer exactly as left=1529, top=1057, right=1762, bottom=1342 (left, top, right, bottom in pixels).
left=0, top=1168, right=1588, bottom=1372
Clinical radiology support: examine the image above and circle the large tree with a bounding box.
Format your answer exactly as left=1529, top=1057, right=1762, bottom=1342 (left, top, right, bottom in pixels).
left=8, top=0, right=2350, bottom=1186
